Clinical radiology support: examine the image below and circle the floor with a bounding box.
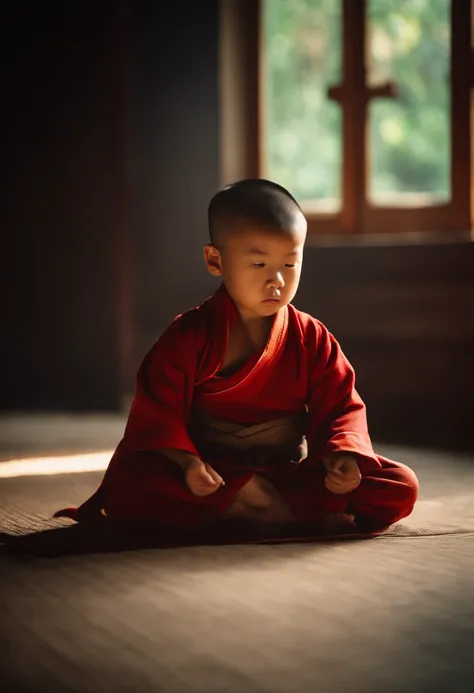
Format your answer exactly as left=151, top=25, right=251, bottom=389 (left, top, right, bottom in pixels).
left=1, top=414, right=473, bottom=693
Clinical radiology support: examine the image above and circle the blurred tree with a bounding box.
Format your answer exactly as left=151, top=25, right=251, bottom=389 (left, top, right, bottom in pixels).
left=262, top=0, right=450, bottom=205
left=263, top=0, right=343, bottom=205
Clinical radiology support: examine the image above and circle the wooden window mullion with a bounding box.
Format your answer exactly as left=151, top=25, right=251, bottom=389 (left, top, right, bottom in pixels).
left=450, top=0, right=471, bottom=230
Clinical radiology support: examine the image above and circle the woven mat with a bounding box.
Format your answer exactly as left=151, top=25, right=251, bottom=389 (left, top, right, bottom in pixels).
left=2, top=445, right=474, bottom=693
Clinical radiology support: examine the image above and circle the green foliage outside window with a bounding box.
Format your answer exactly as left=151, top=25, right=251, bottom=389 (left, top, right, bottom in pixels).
left=262, top=0, right=450, bottom=205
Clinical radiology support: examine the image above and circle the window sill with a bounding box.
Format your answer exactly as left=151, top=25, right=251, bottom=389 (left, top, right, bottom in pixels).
left=305, top=229, right=474, bottom=249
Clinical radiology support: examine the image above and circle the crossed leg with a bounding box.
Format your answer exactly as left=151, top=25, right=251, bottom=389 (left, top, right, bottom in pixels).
left=96, top=452, right=418, bottom=535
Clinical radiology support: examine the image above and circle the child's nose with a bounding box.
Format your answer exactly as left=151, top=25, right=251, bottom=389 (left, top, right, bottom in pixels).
left=267, top=272, right=285, bottom=289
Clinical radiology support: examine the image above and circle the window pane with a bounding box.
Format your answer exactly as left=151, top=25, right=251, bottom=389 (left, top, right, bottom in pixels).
left=367, top=0, right=451, bottom=206
left=262, top=0, right=342, bottom=212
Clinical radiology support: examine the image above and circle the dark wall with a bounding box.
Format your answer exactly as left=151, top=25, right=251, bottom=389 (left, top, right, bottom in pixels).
left=296, top=242, right=474, bottom=450
left=127, top=2, right=219, bottom=365
left=2, top=1, right=128, bottom=410
left=2, top=1, right=219, bottom=408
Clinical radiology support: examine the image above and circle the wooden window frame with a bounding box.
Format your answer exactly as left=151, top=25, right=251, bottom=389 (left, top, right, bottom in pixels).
left=219, top=0, right=472, bottom=238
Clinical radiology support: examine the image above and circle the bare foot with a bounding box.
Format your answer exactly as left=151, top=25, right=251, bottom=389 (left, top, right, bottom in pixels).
left=221, top=500, right=257, bottom=521
left=318, top=512, right=357, bottom=535
left=221, top=474, right=296, bottom=526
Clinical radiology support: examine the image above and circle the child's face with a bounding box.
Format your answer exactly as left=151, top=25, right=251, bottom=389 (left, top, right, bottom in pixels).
left=204, top=224, right=305, bottom=320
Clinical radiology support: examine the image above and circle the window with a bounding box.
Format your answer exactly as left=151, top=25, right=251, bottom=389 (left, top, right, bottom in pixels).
left=220, top=0, right=472, bottom=237
left=260, top=0, right=471, bottom=236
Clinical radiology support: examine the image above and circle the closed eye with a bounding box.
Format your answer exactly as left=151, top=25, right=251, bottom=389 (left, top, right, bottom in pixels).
left=252, top=263, right=297, bottom=269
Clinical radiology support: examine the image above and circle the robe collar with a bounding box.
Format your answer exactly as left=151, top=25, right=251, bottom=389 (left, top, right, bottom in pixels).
left=199, top=283, right=289, bottom=394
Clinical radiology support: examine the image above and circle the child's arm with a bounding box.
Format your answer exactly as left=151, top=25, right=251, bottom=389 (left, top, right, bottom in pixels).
left=118, top=315, right=223, bottom=495
left=306, top=318, right=381, bottom=475
left=161, top=448, right=224, bottom=497
left=322, top=453, right=362, bottom=494
left=120, top=318, right=200, bottom=457
left=161, top=448, right=201, bottom=471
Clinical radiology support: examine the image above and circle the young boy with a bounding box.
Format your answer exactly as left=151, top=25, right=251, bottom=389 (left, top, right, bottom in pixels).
left=56, top=179, right=418, bottom=537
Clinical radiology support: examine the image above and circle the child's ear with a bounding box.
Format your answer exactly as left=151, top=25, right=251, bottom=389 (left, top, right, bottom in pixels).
left=203, top=244, right=223, bottom=276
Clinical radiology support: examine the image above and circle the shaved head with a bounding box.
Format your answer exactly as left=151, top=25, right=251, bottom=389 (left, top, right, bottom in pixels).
left=208, top=178, right=306, bottom=246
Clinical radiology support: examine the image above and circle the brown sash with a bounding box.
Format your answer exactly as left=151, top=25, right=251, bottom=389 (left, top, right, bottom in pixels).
left=188, top=407, right=308, bottom=471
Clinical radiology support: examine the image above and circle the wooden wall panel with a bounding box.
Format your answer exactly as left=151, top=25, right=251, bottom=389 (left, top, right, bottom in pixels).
left=302, top=284, right=474, bottom=340
left=295, top=242, right=474, bottom=449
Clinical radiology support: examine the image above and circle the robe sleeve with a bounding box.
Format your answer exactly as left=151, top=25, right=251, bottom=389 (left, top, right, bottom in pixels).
left=306, top=318, right=382, bottom=472
left=119, top=315, right=201, bottom=458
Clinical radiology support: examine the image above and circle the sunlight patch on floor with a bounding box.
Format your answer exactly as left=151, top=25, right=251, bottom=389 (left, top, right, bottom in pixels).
left=0, top=451, right=112, bottom=478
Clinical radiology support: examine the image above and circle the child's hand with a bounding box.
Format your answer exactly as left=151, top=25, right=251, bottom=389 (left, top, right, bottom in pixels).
left=324, top=455, right=362, bottom=494
left=185, top=459, right=225, bottom=497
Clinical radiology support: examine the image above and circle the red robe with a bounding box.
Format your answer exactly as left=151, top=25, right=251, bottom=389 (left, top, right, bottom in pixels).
left=60, top=284, right=418, bottom=532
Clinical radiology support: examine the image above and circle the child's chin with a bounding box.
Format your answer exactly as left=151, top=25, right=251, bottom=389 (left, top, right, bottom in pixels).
left=259, top=301, right=283, bottom=315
